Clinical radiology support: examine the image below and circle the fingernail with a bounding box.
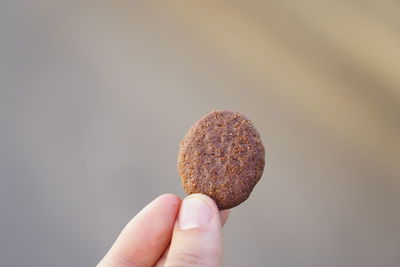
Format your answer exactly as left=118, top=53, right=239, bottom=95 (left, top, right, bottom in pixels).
left=179, top=196, right=213, bottom=230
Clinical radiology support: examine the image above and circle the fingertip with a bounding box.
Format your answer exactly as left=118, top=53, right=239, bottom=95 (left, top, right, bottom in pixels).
left=157, top=193, right=181, bottom=201
left=220, top=209, right=230, bottom=226
left=184, top=194, right=230, bottom=226
left=156, top=193, right=182, bottom=209
left=184, top=193, right=220, bottom=214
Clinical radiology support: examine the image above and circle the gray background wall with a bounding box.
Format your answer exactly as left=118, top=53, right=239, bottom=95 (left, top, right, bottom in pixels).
left=1, top=1, right=399, bottom=266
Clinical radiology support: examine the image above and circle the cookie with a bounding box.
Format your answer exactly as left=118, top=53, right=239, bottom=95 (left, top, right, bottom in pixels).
left=177, top=110, right=265, bottom=209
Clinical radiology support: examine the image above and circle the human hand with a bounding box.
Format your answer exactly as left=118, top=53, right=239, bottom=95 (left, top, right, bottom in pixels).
left=97, top=194, right=230, bottom=267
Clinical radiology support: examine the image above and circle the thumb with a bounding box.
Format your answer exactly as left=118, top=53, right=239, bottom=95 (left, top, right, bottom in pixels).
left=164, top=194, right=223, bottom=267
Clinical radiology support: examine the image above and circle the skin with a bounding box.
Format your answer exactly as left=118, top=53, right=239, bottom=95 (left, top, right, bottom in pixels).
left=98, top=194, right=230, bottom=267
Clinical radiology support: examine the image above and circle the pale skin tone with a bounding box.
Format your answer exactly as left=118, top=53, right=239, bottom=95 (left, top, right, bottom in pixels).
left=98, top=194, right=230, bottom=267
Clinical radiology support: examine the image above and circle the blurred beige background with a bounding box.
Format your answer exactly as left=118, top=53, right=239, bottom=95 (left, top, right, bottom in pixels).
left=1, top=1, right=399, bottom=266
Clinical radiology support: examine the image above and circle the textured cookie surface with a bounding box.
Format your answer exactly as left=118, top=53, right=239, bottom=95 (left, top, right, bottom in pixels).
left=178, top=110, right=265, bottom=209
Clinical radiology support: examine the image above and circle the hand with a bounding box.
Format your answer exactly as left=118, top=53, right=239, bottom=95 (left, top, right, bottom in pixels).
left=97, top=194, right=230, bottom=267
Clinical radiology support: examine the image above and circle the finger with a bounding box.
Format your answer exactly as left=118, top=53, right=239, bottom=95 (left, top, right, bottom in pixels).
left=220, top=209, right=230, bottom=226
left=163, top=194, right=223, bottom=267
left=98, top=194, right=181, bottom=267
left=156, top=209, right=229, bottom=267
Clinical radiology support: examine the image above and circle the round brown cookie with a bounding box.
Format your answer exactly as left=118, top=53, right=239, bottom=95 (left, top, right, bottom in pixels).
left=177, top=110, right=265, bottom=210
